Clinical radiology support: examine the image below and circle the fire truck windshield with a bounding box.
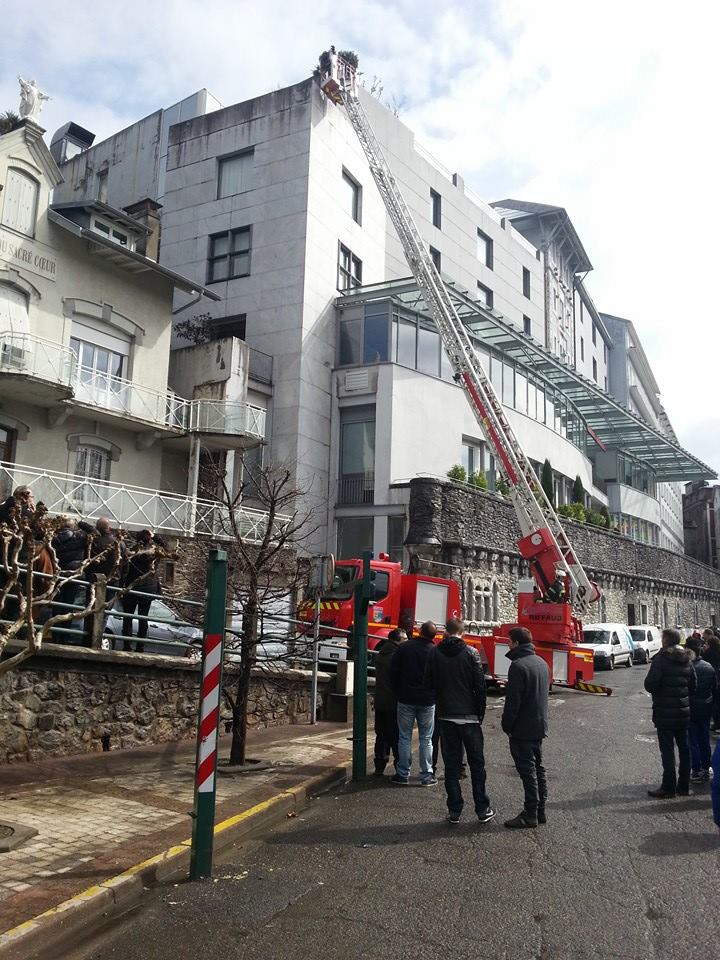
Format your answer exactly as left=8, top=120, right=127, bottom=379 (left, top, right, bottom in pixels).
left=322, top=565, right=360, bottom=600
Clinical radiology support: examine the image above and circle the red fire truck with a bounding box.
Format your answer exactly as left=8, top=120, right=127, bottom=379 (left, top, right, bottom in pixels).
left=310, top=50, right=607, bottom=694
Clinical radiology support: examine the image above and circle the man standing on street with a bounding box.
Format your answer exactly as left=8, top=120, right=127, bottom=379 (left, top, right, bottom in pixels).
left=502, top=627, right=550, bottom=829
left=684, top=635, right=716, bottom=783
left=373, top=628, right=406, bottom=776
left=425, top=618, right=495, bottom=824
left=389, top=620, right=437, bottom=786
left=645, top=627, right=697, bottom=798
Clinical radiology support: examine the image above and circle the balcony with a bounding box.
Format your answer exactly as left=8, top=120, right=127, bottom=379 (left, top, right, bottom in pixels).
left=0, top=331, right=76, bottom=403
left=0, top=461, right=285, bottom=542
left=338, top=475, right=375, bottom=505
left=0, top=332, right=265, bottom=442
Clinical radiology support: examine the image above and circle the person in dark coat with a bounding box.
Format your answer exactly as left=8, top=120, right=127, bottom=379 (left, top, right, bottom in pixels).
left=685, top=636, right=717, bottom=782
left=389, top=620, right=437, bottom=786
left=501, top=626, right=551, bottom=829
left=51, top=518, right=92, bottom=642
left=701, top=628, right=720, bottom=730
left=82, top=517, right=124, bottom=647
left=425, top=618, right=494, bottom=824
left=644, top=627, right=697, bottom=798
left=372, top=628, right=406, bottom=776
left=120, top=529, right=168, bottom=653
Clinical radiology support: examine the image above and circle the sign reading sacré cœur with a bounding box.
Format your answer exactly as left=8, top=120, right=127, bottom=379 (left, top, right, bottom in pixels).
left=0, top=226, right=57, bottom=282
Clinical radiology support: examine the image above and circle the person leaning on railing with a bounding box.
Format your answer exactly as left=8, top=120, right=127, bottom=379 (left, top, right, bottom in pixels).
left=119, top=529, right=169, bottom=654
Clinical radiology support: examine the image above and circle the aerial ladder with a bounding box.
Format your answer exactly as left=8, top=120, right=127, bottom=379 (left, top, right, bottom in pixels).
left=318, top=51, right=605, bottom=689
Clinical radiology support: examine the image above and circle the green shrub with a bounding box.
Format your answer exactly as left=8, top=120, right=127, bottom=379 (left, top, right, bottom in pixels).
left=496, top=477, right=510, bottom=497
left=573, top=475, right=585, bottom=505
left=447, top=465, right=467, bottom=482
left=558, top=503, right=586, bottom=522
left=585, top=510, right=607, bottom=527
left=469, top=471, right=488, bottom=490
left=541, top=459, right=554, bottom=505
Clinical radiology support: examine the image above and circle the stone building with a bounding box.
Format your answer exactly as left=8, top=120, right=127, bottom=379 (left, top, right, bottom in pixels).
left=683, top=481, right=720, bottom=570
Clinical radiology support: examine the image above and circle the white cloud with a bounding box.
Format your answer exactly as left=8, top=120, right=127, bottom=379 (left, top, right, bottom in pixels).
left=1, top=0, right=717, bottom=474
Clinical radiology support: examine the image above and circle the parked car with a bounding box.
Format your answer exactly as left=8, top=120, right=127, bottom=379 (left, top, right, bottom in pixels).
left=629, top=625, right=662, bottom=664
left=577, top=622, right=634, bottom=670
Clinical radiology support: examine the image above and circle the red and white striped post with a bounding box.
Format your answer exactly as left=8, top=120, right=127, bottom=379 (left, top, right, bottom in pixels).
left=190, top=548, right=227, bottom=880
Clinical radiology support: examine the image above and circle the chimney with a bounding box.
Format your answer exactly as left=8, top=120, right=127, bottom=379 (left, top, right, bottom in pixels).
left=123, top=198, right=163, bottom=262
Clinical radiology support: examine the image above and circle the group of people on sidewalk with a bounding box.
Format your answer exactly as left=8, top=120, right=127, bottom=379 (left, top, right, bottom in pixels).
left=645, top=626, right=720, bottom=829
left=372, top=617, right=550, bottom=828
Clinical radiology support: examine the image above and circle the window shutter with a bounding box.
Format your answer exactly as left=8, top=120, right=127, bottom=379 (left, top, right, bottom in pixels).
left=1, top=170, right=39, bottom=236
left=0, top=285, right=30, bottom=335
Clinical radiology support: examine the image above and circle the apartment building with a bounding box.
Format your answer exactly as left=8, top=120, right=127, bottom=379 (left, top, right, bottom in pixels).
left=0, top=118, right=266, bottom=540
left=51, top=74, right=714, bottom=558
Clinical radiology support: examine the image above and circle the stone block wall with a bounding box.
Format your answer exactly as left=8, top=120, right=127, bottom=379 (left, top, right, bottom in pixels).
left=0, top=645, right=330, bottom=764
left=406, top=478, right=720, bottom=629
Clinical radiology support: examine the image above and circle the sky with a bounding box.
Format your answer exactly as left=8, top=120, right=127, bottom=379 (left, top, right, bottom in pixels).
left=1, top=0, right=718, bottom=474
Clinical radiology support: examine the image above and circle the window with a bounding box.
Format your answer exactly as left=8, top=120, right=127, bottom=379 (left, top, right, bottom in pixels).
left=70, top=337, right=125, bottom=381
left=217, top=150, right=254, bottom=198
left=74, top=444, right=111, bottom=509
left=363, top=303, right=389, bottom=363
left=417, top=322, right=440, bottom=376
left=91, top=217, right=131, bottom=248
left=338, top=243, right=362, bottom=290
left=477, top=282, right=494, bottom=310
left=429, top=246, right=441, bottom=272
left=592, top=322, right=597, bottom=346
left=339, top=317, right=362, bottom=365
left=240, top=443, right=263, bottom=500
left=580, top=337, right=585, bottom=361
left=603, top=343, right=608, bottom=362
left=477, top=229, right=493, bottom=269
left=523, top=315, right=531, bottom=336
left=0, top=284, right=29, bottom=335
left=388, top=516, right=405, bottom=563
left=208, top=227, right=251, bottom=282
left=96, top=169, right=108, bottom=203
left=339, top=406, right=375, bottom=504
left=341, top=168, right=362, bottom=224
left=462, top=439, right=485, bottom=478
left=522, top=267, right=531, bottom=299
left=337, top=517, right=374, bottom=560
left=212, top=314, right=247, bottom=340
left=592, top=358, right=598, bottom=382
left=604, top=376, right=608, bottom=392
left=430, top=189, right=442, bottom=228
left=1, top=169, right=39, bottom=236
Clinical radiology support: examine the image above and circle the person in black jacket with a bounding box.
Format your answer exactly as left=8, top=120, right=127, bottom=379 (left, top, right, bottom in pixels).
left=373, top=628, right=406, bottom=776
left=120, top=529, right=168, bottom=653
left=644, top=628, right=697, bottom=798
left=702, top=628, right=720, bottom=730
left=425, top=618, right=494, bottom=824
left=52, top=518, right=92, bottom=641
left=685, top=636, right=716, bottom=783
left=389, top=620, right=437, bottom=786
left=501, top=627, right=550, bottom=829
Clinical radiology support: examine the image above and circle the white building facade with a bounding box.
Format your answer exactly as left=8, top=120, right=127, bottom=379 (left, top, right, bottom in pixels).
left=52, top=76, right=714, bottom=558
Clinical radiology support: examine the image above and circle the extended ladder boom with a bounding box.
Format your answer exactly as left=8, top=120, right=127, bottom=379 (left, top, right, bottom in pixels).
left=319, top=53, right=599, bottom=617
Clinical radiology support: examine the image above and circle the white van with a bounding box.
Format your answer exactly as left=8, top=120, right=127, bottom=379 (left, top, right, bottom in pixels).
left=629, top=625, right=662, bottom=664
left=577, top=623, right=634, bottom=670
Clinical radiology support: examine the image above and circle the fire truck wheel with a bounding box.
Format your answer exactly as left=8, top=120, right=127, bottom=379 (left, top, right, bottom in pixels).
left=608, top=655, right=615, bottom=671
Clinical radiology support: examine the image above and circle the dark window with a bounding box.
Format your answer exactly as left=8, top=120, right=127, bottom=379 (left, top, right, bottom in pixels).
left=363, top=303, right=389, bottom=363
left=342, top=168, right=362, bottom=223
left=339, top=318, right=362, bottom=365
left=388, top=516, right=405, bottom=563
left=523, top=315, right=531, bottom=335
left=477, top=229, right=493, bottom=269
left=580, top=337, right=585, bottom=361
left=592, top=358, right=598, bottom=382
left=208, top=227, right=251, bottom=282
left=430, top=189, right=442, bottom=228
left=337, top=517, right=374, bottom=559
left=604, top=376, right=608, bottom=392
left=429, top=246, right=441, bottom=271
left=592, top=322, right=597, bottom=346
left=603, top=342, right=608, bottom=362
left=339, top=407, right=375, bottom=505
left=522, top=267, right=531, bottom=299
left=212, top=314, right=247, bottom=340
left=338, top=243, right=362, bottom=290
left=477, top=281, right=494, bottom=310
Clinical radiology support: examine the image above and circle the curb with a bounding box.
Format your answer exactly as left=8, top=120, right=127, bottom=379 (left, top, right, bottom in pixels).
left=0, top=761, right=351, bottom=960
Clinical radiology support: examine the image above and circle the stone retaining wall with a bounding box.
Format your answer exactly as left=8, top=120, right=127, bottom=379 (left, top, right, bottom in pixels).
left=406, top=478, right=720, bottom=628
left=0, top=645, right=331, bottom=764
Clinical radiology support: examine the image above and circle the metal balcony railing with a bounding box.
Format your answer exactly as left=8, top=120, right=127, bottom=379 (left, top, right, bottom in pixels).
left=338, top=475, right=375, bottom=505
left=0, top=461, right=286, bottom=542
left=0, top=332, right=265, bottom=440
left=0, top=331, right=76, bottom=386
left=189, top=399, right=266, bottom=439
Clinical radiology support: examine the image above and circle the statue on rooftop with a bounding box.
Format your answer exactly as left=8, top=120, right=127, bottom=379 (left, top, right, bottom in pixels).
left=17, top=77, right=50, bottom=120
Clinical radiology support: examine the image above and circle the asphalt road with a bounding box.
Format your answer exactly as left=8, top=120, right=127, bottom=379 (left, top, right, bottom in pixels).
left=67, top=666, right=720, bottom=960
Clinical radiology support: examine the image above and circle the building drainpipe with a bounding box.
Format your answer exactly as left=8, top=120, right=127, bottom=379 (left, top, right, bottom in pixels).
left=188, top=434, right=201, bottom=536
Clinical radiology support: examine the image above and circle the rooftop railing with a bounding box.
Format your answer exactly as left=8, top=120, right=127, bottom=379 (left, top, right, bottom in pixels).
left=0, top=461, right=286, bottom=542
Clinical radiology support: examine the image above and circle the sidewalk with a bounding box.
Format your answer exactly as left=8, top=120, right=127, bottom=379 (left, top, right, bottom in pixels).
left=0, top=723, right=355, bottom=940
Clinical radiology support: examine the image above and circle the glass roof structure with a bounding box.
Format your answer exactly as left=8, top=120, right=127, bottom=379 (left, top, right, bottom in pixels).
left=337, top=278, right=716, bottom=483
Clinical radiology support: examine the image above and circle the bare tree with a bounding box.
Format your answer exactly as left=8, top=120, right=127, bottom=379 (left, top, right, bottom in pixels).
left=174, top=451, right=317, bottom=766
left=0, top=500, right=171, bottom=675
